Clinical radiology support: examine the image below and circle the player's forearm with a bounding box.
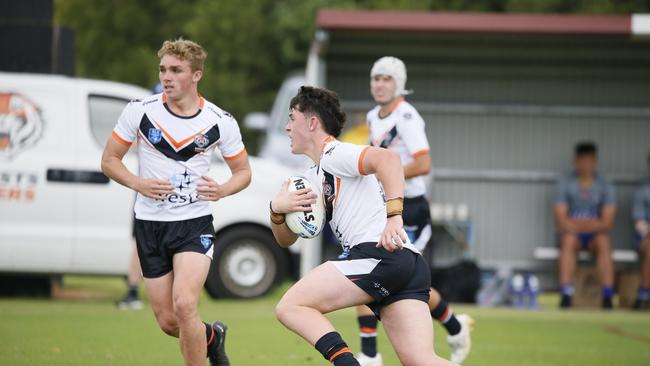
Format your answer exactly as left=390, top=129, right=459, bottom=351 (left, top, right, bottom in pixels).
left=219, top=167, right=252, bottom=197
left=555, top=218, right=575, bottom=233
left=572, top=218, right=612, bottom=233
left=403, top=154, right=431, bottom=179
left=271, top=222, right=298, bottom=247
left=101, top=156, right=139, bottom=191
left=403, top=161, right=430, bottom=179
left=593, top=219, right=613, bottom=232
left=554, top=204, right=572, bottom=232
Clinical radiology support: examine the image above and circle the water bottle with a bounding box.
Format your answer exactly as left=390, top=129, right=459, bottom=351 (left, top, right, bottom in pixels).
left=526, top=273, right=540, bottom=309
left=511, top=273, right=525, bottom=308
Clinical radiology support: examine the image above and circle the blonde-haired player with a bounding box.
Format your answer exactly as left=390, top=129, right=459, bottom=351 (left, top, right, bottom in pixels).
left=102, top=38, right=251, bottom=365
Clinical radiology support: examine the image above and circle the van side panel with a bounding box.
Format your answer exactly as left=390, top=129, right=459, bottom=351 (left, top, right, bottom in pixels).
left=0, top=81, right=76, bottom=272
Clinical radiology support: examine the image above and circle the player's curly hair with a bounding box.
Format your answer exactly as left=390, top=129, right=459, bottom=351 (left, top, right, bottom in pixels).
left=157, top=38, right=207, bottom=71
left=289, top=86, right=346, bottom=137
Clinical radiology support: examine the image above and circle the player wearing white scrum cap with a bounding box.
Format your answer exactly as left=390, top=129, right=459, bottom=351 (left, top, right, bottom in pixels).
left=355, top=56, right=474, bottom=366
left=370, top=56, right=412, bottom=97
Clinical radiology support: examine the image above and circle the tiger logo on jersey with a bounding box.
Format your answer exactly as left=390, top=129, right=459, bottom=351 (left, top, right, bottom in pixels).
left=193, top=134, right=210, bottom=152
left=0, top=93, right=45, bottom=160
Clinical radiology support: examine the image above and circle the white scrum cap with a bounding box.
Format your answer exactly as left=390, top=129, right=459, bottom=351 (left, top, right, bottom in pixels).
left=370, top=56, right=412, bottom=97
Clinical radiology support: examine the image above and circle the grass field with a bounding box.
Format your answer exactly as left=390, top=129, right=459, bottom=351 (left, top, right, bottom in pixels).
left=1, top=276, right=649, bottom=366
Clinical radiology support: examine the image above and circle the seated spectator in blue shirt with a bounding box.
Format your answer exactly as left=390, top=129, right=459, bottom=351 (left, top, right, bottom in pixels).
left=632, top=152, right=650, bottom=309
left=554, top=142, right=616, bottom=309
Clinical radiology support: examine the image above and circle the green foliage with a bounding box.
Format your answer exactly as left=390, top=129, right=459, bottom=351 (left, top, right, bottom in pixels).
left=54, top=0, right=650, bottom=148
left=54, top=0, right=198, bottom=88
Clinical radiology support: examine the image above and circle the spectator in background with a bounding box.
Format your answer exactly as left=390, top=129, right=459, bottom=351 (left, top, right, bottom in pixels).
left=632, top=153, right=650, bottom=309
left=116, top=224, right=143, bottom=309
left=554, top=142, right=616, bottom=309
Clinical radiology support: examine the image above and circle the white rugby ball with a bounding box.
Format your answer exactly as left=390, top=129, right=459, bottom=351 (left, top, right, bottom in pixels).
left=285, top=175, right=325, bottom=239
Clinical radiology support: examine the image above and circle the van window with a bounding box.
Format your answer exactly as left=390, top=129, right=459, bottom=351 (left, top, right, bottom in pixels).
left=88, top=95, right=129, bottom=147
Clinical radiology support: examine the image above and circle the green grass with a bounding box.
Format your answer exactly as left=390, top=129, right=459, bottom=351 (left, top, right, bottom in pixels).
left=1, top=276, right=649, bottom=365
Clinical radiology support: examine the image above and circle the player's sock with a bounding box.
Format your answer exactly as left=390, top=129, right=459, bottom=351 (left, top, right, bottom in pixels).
left=431, top=300, right=461, bottom=336
left=602, top=286, right=614, bottom=299
left=634, top=287, right=650, bottom=309
left=602, top=286, right=614, bottom=309
left=560, top=284, right=574, bottom=308
left=357, top=315, right=378, bottom=357
left=315, top=331, right=359, bottom=366
left=560, top=284, right=575, bottom=297
left=127, top=284, right=139, bottom=298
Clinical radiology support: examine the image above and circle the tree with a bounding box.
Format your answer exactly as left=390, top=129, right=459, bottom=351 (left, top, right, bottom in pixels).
left=55, top=0, right=650, bottom=152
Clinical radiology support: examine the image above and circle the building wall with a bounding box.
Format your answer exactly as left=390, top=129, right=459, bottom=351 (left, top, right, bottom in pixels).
left=425, top=107, right=647, bottom=269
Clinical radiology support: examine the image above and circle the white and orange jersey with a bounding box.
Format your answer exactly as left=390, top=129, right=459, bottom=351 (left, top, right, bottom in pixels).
left=112, top=93, right=246, bottom=221
left=305, top=138, right=418, bottom=253
left=367, top=98, right=429, bottom=198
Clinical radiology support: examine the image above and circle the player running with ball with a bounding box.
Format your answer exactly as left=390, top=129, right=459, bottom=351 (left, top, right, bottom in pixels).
left=270, top=86, right=458, bottom=366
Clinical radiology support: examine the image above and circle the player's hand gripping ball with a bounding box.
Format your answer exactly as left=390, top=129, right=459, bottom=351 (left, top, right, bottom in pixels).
left=285, top=176, right=325, bottom=239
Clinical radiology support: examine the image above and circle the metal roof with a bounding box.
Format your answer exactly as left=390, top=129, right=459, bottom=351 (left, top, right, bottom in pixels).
left=317, top=10, right=650, bottom=36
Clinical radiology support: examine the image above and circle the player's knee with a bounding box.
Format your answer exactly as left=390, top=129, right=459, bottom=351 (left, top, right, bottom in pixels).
left=275, top=295, right=300, bottom=325
left=595, top=232, right=611, bottom=243
left=275, top=299, right=291, bottom=324
left=642, top=248, right=650, bottom=263
left=559, top=232, right=574, bottom=241
left=157, top=316, right=178, bottom=336
left=641, top=241, right=650, bottom=258
left=594, top=234, right=612, bottom=253
left=172, top=296, right=198, bottom=321
left=559, top=234, right=578, bottom=251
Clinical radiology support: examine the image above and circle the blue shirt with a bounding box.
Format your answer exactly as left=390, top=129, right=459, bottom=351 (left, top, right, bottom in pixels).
left=632, top=180, right=650, bottom=224
left=555, top=172, right=616, bottom=219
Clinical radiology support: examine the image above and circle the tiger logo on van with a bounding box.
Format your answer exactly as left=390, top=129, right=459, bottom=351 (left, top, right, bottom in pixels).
left=0, top=93, right=45, bottom=160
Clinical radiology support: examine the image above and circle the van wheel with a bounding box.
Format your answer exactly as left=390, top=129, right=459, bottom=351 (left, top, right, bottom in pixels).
left=205, top=226, right=288, bottom=299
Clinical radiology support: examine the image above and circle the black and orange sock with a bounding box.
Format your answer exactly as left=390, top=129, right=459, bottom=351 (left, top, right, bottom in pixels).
left=358, top=315, right=378, bottom=357
left=315, top=331, right=359, bottom=366
left=431, top=300, right=461, bottom=336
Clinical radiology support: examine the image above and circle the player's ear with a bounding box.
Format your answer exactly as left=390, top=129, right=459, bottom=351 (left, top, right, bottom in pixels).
left=192, top=69, right=203, bottom=83
left=308, top=116, right=317, bottom=131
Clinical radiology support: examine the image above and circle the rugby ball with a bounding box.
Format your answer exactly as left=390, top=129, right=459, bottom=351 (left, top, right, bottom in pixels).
left=285, top=176, right=325, bottom=239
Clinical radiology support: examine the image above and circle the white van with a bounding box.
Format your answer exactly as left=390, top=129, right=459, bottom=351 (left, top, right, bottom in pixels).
left=0, top=72, right=299, bottom=298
